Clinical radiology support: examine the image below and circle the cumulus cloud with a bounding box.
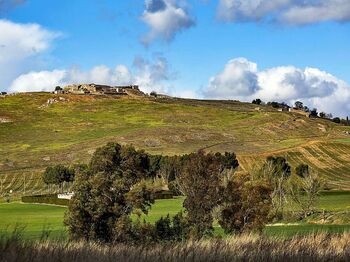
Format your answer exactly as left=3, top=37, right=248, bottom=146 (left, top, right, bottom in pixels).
left=9, top=56, right=173, bottom=94
left=217, top=0, right=350, bottom=25
left=204, top=58, right=259, bottom=98
left=204, top=58, right=350, bottom=117
left=141, top=0, right=195, bottom=45
left=0, top=19, right=59, bottom=89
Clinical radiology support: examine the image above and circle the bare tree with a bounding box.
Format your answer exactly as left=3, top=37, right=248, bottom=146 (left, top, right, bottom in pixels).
left=288, top=170, right=324, bottom=217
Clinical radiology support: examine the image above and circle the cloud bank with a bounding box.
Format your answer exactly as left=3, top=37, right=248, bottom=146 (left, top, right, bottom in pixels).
left=9, top=55, right=174, bottom=95
left=141, top=0, right=195, bottom=44
left=0, top=19, right=59, bottom=89
left=217, top=0, right=350, bottom=25
left=204, top=58, right=350, bottom=117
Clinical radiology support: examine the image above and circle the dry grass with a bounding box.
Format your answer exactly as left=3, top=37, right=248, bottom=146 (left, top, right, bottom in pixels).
left=1, top=233, right=350, bottom=262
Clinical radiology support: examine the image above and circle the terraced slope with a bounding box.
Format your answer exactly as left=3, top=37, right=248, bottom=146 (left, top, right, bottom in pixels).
left=238, top=141, right=350, bottom=189
left=0, top=92, right=349, bottom=195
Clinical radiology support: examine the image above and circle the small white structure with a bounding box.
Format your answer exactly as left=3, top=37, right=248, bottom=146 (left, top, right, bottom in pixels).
left=58, top=193, right=74, bottom=200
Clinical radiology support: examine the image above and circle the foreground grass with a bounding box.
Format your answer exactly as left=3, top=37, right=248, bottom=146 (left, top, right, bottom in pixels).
left=1, top=192, right=350, bottom=240
left=1, top=233, right=349, bottom=262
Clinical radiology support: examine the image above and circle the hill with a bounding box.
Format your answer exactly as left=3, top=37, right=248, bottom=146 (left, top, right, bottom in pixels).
left=1, top=92, right=350, bottom=195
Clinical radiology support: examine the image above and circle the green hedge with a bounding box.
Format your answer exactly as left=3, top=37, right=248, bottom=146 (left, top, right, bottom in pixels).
left=21, top=194, right=69, bottom=206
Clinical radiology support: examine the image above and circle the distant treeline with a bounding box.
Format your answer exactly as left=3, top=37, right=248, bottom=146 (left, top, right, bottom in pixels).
left=252, top=99, right=350, bottom=125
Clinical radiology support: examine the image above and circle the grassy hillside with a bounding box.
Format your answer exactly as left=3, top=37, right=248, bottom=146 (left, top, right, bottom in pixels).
left=1, top=92, right=350, bottom=195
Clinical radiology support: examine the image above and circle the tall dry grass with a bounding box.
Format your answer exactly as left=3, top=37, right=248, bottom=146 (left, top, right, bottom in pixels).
left=1, top=233, right=349, bottom=262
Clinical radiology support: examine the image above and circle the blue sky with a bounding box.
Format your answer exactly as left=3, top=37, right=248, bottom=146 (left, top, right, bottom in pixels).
left=1, top=0, right=350, bottom=116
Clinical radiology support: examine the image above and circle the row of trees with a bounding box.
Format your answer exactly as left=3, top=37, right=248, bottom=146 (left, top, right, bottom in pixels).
left=42, top=165, right=75, bottom=193
left=62, top=142, right=324, bottom=244
left=63, top=143, right=273, bottom=243
left=253, top=99, right=349, bottom=124
left=256, top=157, right=324, bottom=219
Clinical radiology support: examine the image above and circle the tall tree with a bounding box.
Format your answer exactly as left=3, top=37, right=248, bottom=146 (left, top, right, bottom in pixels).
left=289, top=169, right=324, bottom=217
left=260, top=157, right=291, bottom=217
left=177, top=150, right=239, bottom=238
left=219, top=173, right=272, bottom=234
left=65, top=143, right=154, bottom=242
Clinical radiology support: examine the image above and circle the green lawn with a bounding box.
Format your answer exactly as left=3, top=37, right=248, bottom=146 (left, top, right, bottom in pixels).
left=318, top=191, right=350, bottom=211
left=0, top=203, right=66, bottom=240
left=1, top=191, right=350, bottom=240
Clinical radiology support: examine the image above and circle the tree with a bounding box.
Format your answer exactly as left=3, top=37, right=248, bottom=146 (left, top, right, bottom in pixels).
left=310, top=108, right=318, bottom=118
left=296, top=164, right=309, bottom=178
left=64, top=143, right=154, bottom=242
left=42, top=165, right=75, bottom=192
left=259, top=157, right=291, bottom=218
left=294, top=101, right=303, bottom=110
left=219, top=173, right=272, bottom=234
left=150, top=91, right=157, bottom=97
left=176, top=150, right=239, bottom=238
left=289, top=170, right=324, bottom=217
left=55, top=86, right=62, bottom=91
left=333, top=117, right=341, bottom=124
left=319, top=112, right=326, bottom=118
left=252, top=99, right=262, bottom=105
left=268, top=101, right=280, bottom=108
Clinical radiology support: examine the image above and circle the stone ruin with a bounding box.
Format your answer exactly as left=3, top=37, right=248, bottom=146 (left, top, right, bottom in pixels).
left=63, top=84, right=140, bottom=96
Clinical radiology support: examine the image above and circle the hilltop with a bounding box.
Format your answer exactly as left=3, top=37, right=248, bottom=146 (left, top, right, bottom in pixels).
left=1, top=92, right=350, bottom=194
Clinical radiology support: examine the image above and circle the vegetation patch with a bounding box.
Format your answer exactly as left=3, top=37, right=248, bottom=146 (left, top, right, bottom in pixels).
left=21, top=194, right=69, bottom=206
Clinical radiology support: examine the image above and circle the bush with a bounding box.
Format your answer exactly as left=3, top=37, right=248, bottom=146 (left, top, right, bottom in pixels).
left=154, top=190, right=174, bottom=199
left=21, top=194, right=69, bottom=206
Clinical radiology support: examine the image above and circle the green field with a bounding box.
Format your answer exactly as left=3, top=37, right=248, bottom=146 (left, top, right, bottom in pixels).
left=0, top=203, right=66, bottom=239
left=1, top=191, right=349, bottom=240
left=1, top=93, right=350, bottom=196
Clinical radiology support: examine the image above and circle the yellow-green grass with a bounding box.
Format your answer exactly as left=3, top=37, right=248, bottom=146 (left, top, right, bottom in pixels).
left=238, top=141, right=350, bottom=189
left=1, top=191, right=349, bottom=240
left=1, top=93, right=350, bottom=194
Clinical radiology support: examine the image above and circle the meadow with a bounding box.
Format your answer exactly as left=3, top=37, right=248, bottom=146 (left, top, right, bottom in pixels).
left=1, top=191, right=349, bottom=240
left=1, top=93, right=350, bottom=197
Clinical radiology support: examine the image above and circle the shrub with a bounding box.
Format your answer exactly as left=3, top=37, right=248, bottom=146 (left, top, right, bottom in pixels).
left=21, top=194, right=69, bottom=206
left=252, top=99, right=262, bottom=105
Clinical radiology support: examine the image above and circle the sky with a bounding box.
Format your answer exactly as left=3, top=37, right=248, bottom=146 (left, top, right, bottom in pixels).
left=1, top=0, right=350, bottom=117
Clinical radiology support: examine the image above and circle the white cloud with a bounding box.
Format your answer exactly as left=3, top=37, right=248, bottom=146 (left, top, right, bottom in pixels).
left=281, top=0, right=350, bottom=25
left=0, top=19, right=59, bottom=89
left=9, top=56, right=173, bottom=94
left=204, top=58, right=259, bottom=98
left=141, top=0, right=195, bottom=45
left=204, top=58, right=350, bottom=117
left=9, top=70, right=66, bottom=92
left=217, top=0, right=350, bottom=25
